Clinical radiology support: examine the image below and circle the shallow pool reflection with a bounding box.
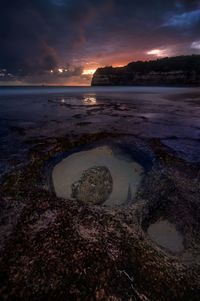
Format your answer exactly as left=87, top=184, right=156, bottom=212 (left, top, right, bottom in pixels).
left=83, top=95, right=97, bottom=105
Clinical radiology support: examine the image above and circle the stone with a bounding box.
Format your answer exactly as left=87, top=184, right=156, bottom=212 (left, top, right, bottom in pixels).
left=71, top=166, right=113, bottom=205
left=52, top=145, right=144, bottom=206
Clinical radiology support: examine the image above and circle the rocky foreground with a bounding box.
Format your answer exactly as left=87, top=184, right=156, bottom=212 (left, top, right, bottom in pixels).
left=92, top=55, right=200, bottom=86
left=0, top=132, right=200, bottom=300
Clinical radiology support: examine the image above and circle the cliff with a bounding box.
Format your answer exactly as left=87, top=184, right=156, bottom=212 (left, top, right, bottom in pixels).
left=91, top=55, right=200, bottom=86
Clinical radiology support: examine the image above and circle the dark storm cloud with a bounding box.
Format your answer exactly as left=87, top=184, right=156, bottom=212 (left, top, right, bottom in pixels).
left=0, top=0, right=200, bottom=85
left=164, top=9, right=200, bottom=28
left=176, top=0, right=200, bottom=10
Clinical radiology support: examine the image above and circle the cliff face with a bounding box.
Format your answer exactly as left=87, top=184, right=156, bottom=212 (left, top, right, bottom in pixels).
left=91, top=55, right=200, bottom=86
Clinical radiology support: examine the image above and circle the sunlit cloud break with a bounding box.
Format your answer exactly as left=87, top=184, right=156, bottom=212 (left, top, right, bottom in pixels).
left=82, top=69, right=96, bottom=75
left=1, top=0, right=200, bottom=85
left=147, top=49, right=169, bottom=57
left=191, top=41, right=200, bottom=50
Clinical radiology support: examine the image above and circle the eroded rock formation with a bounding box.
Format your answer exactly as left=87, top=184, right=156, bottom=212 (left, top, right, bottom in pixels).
left=92, top=55, right=200, bottom=86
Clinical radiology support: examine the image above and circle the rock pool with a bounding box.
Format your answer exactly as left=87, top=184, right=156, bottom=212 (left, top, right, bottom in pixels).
left=147, top=219, right=184, bottom=253
left=52, top=145, right=144, bottom=206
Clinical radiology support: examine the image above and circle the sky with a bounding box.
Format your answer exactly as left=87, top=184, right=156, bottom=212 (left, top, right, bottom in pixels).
left=0, top=0, right=200, bottom=86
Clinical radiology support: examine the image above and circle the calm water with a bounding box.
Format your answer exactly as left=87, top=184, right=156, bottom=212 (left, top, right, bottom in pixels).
left=0, top=86, right=200, bottom=177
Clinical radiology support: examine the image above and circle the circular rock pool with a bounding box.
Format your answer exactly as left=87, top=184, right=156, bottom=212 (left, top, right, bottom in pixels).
left=147, top=219, right=184, bottom=253
left=52, top=145, right=144, bottom=206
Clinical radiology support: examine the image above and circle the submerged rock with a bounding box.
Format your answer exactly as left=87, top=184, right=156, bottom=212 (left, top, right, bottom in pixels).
left=71, top=166, right=113, bottom=204
left=52, top=145, right=144, bottom=206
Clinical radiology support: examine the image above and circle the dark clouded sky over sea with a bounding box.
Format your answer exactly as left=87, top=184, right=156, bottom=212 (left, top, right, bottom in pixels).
left=0, top=0, right=200, bottom=85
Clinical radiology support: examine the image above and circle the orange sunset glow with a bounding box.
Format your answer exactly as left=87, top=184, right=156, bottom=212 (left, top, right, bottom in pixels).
left=82, top=69, right=97, bottom=75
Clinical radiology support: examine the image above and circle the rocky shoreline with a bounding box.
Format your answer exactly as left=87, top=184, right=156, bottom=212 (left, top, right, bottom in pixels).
left=0, top=132, right=199, bottom=300
left=92, top=55, right=200, bottom=86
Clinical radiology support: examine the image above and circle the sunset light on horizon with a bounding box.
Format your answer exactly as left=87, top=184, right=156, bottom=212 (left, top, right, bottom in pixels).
left=82, top=69, right=97, bottom=75
left=0, top=0, right=200, bottom=86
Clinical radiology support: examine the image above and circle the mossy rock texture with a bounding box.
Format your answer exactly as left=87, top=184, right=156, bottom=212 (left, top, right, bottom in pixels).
left=71, top=166, right=113, bottom=205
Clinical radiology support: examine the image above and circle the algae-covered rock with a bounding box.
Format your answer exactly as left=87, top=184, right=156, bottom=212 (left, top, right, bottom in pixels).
left=71, top=166, right=113, bottom=204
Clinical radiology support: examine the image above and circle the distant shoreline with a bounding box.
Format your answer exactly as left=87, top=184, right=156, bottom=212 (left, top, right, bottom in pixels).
left=92, top=55, right=200, bottom=86
left=0, top=84, right=200, bottom=88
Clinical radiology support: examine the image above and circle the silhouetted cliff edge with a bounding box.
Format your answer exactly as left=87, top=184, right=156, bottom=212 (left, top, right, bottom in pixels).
left=91, top=55, right=200, bottom=86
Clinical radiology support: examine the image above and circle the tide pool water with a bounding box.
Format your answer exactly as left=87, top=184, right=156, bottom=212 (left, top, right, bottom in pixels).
left=52, top=145, right=144, bottom=206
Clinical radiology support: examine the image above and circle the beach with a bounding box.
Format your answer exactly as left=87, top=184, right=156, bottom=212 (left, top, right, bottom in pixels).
left=0, top=86, right=200, bottom=300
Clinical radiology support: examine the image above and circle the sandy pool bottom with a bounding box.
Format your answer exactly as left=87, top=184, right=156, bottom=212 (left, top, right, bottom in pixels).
left=52, top=146, right=144, bottom=206
left=147, top=219, right=184, bottom=253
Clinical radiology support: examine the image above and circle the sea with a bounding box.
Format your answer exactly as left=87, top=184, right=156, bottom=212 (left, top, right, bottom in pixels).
left=0, top=86, right=200, bottom=177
